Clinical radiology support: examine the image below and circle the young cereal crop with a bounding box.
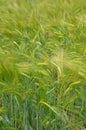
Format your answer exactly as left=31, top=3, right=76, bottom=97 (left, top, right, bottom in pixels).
left=0, top=0, right=86, bottom=130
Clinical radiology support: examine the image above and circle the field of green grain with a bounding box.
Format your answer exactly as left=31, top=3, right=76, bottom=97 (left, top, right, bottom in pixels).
left=0, top=0, right=86, bottom=130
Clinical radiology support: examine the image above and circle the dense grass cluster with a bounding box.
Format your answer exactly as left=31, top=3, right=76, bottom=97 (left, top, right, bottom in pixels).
left=0, top=0, right=86, bottom=129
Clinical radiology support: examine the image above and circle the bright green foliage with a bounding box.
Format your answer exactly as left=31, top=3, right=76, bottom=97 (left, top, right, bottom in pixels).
left=0, top=0, right=86, bottom=130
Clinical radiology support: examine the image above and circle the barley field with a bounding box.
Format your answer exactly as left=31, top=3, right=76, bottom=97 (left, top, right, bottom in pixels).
left=0, top=0, right=86, bottom=130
